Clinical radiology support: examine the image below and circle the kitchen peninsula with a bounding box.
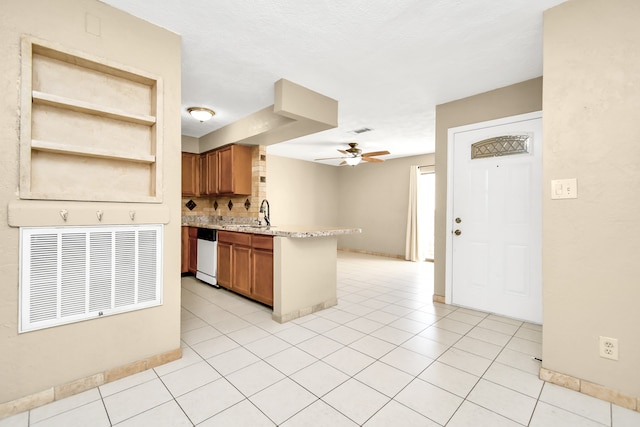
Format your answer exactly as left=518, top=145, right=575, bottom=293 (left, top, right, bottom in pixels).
left=182, top=217, right=361, bottom=323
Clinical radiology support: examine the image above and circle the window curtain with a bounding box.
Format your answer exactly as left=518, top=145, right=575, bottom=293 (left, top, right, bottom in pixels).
left=405, top=165, right=422, bottom=261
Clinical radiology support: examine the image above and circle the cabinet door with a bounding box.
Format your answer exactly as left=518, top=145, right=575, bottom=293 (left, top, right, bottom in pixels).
left=188, top=227, right=198, bottom=274
left=232, top=244, right=252, bottom=297
left=217, top=241, right=232, bottom=288
left=217, top=146, right=233, bottom=194
left=204, top=151, right=218, bottom=195
left=181, top=153, right=199, bottom=196
left=198, top=154, right=207, bottom=196
left=181, top=227, right=189, bottom=273
left=252, top=248, right=273, bottom=306
left=231, top=145, right=252, bottom=195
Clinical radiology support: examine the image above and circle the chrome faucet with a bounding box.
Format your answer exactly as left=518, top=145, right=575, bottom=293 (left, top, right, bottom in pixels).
left=259, top=199, right=271, bottom=226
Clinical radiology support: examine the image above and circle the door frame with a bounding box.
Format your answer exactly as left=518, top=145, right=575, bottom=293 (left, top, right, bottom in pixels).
left=444, top=111, right=542, bottom=305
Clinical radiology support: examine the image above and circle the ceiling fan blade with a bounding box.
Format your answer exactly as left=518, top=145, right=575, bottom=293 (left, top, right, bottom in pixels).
left=337, top=149, right=349, bottom=155
left=339, top=161, right=347, bottom=166
left=314, top=156, right=346, bottom=161
left=362, top=156, right=384, bottom=163
left=361, top=150, right=390, bottom=157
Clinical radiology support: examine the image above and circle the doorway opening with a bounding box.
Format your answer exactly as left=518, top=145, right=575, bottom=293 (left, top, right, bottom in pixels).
left=419, top=167, right=435, bottom=262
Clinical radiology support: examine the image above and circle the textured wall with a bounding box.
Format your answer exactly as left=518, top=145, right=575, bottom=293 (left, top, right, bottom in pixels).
left=0, top=0, right=182, bottom=404
left=336, top=154, right=435, bottom=257
left=265, top=155, right=339, bottom=227
left=266, top=153, right=436, bottom=258
left=541, top=0, right=640, bottom=397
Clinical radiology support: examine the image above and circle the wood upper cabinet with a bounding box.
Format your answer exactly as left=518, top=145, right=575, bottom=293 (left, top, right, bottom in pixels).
left=201, top=151, right=217, bottom=196
left=182, top=144, right=252, bottom=197
left=181, top=153, right=200, bottom=196
left=199, top=154, right=208, bottom=196
left=217, top=231, right=273, bottom=306
left=216, top=145, right=252, bottom=196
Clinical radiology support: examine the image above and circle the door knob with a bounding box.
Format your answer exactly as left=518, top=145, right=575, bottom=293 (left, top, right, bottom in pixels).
left=455, top=217, right=462, bottom=223
left=454, top=229, right=462, bottom=236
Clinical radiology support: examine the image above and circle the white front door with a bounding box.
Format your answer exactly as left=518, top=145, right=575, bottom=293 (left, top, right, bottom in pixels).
left=447, top=113, right=542, bottom=323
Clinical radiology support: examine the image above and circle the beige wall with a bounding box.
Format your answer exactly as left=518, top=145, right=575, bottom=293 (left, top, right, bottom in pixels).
left=542, top=0, right=640, bottom=397
left=266, top=155, right=339, bottom=227
left=433, top=78, right=543, bottom=296
left=337, top=154, right=435, bottom=257
left=265, top=153, right=436, bottom=258
left=1, top=0, right=181, bottom=405
left=181, top=135, right=200, bottom=154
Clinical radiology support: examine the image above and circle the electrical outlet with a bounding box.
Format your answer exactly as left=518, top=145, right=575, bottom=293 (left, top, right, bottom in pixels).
left=599, top=336, right=619, bottom=360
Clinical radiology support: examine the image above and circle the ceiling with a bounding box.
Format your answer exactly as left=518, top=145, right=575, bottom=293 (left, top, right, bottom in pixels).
left=100, top=0, right=565, bottom=165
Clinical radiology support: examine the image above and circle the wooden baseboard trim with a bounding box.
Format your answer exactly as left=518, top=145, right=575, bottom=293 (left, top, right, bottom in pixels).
left=540, top=367, right=639, bottom=412
left=0, top=347, right=182, bottom=419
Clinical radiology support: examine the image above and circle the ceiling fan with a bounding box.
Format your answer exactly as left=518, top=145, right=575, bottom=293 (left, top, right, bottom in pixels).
left=315, top=142, right=390, bottom=166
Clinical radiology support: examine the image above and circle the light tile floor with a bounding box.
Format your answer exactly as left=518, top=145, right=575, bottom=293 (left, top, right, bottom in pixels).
left=3, top=252, right=640, bottom=426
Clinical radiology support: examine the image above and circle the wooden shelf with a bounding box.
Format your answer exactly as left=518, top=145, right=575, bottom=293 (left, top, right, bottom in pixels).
left=32, top=90, right=156, bottom=126
left=31, top=139, right=156, bottom=164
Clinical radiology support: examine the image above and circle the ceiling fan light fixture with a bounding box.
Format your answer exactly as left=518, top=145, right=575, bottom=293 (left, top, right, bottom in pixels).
left=187, top=107, right=216, bottom=122
left=345, top=156, right=361, bottom=166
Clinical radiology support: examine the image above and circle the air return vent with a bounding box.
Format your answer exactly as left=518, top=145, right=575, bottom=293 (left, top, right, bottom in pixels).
left=20, top=225, right=163, bottom=332
left=350, top=127, right=373, bottom=134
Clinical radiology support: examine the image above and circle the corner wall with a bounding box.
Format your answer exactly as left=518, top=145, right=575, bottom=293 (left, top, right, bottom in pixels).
left=434, top=78, right=543, bottom=296
left=542, top=0, right=640, bottom=399
left=265, top=155, right=339, bottom=227
left=0, top=0, right=181, bottom=407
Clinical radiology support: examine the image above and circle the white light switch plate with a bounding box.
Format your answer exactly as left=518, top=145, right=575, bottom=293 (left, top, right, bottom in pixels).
left=551, top=178, right=577, bottom=199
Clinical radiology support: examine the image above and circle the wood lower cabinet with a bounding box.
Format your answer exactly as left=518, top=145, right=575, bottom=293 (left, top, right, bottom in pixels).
left=232, top=243, right=252, bottom=297
left=188, top=227, right=198, bottom=274
left=181, top=226, right=198, bottom=274
left=217, top=231, right=273, bottom=306
left=252, top=235, right=274, bottom=306
left=216, top=240, right=232, bottom=287
left=181, top=227, right=189, bottom=273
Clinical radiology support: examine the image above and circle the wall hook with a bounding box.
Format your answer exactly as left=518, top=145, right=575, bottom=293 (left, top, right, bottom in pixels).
left=129, top=211, right=136, bottom=221
left=59, top=209, right=68, bottom=222
left=96, top=210, right=103, bottom=221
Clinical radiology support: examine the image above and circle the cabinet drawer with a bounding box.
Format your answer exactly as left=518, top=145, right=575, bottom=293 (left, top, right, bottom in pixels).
left=252, top=234, right=273, bottom=250
left=218, top=230, right=252, bottom=246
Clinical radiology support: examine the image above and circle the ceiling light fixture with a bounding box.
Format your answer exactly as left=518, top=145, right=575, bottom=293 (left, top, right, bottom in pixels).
left=187, top=107, right=215, bottom=122
left=345, top=156, right=362, bottom=166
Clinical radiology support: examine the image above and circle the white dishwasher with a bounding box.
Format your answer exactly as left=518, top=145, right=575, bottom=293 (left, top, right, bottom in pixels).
left=195, top=228, right=218, bottom=287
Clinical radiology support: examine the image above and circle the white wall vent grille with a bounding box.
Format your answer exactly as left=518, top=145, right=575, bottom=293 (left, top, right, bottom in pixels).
left=20, top=225, right=163, bottom=332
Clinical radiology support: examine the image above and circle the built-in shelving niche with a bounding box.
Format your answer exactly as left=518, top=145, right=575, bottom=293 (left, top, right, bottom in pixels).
left=20, top=36, right=163, bottom=203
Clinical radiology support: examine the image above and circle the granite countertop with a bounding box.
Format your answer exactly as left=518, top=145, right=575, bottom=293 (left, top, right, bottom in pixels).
left=182, top=217, right=361, bottom=238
